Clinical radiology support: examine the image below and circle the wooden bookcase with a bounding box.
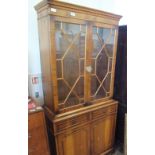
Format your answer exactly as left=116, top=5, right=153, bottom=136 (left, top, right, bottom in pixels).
left=35, top=1, right=121, bottom=155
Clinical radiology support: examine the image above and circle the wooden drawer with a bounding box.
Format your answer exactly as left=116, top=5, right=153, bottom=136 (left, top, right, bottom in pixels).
left=28, top=112, right=43, bottom=130
left=55, top=113, right=90, bottom=132
left=92, top=105, right=117, bottom=120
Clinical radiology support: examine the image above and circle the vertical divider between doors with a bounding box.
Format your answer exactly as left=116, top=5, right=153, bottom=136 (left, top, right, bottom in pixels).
left=50, top=16, right=59, bottom=113
left=84, top=22, right=93, bottom=102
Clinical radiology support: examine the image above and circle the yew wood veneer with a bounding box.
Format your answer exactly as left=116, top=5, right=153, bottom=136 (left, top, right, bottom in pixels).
left=35, top=1, right=121, bottom=155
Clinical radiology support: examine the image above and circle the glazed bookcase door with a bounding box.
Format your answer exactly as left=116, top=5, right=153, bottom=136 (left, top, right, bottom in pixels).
left=90, top=25, right=117, bottom=102
left=54, top=20, right=86, bottom=109
left=53, top=19, right=118, bottom=111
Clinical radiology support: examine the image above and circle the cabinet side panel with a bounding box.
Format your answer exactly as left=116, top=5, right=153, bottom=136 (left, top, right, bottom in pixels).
left=110, top=28, right=119, bottom=97
left=38, top=16, right=53, bottom=111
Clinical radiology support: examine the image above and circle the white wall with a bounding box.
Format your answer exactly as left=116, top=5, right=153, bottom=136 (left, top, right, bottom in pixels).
left=28, top=0, right=127, bottom=104
left=28, top=0, right=44, bottom=104
left=28, top=0, right=42, bottom=74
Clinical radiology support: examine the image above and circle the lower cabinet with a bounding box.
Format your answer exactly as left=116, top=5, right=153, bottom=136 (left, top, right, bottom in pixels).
left=48, top=101, right=118, bottom=155
left=57, top=126, right=90, bottom=155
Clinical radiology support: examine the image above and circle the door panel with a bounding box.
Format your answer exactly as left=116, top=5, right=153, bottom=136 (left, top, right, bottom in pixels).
left=57, top=126, right=90, bottom=155
left=90, top=26, right=116, bottom=101
left=91, top=115, right=116, bottom=155
left=54, top=19, right=117, bottom=110
left=55, top=21, right=86, bottom=108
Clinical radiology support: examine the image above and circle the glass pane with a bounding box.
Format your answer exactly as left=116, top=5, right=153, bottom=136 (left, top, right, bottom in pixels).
left=109, top=58, right=113, bottom=72
left=65, top=93, right=79, bottom=107
left=55, top=21, right=86, bottom=108
left=63, top=22, right=80, bottom=36
left=96, top=87, right=106, bottom=99
left=91, top=76, right=100, bottom=96
left=55, top=30, right=70, bottom=59
left=63, top=46, right=79, bottom=87
left=92, top=33, right=102, bottom=58
left=108, top=29, right=115, bottom=44
left=58, top=80, right=70, bottom=103
left=73, top=77, right=84, bottom=99
left=55, top=21, right=61, bottom=31
left=56, top=60, right=62, bottom=78
left=103, top=73, right=111, bottom=92
left=105, top=43, right=114, bottom=57
left=91, top=59, right=95, bottom=74
left=81, top=25, right=86, bottom=33
left=79, top=33, right=85, bottom=58
left=93, top=27, right=97, bottom=34
left=105, top=29, right=115, bottom=57
left=96, top=49, right=108, bottom=81
left=80, top=59, right=84, bottom=75
left=91, top=26, right=115, bottom=101
left=98, top=27, right=111, bottom=44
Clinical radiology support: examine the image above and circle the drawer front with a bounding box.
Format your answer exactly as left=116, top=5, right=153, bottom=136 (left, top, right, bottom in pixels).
left=92, top=105, right=117, bottom=120
left=55, top=113, right=90, bottom=132
left=28, top=112, right=44, bottom=130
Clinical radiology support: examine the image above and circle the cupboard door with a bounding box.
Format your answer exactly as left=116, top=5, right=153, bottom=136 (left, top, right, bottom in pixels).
left=55, top=20, right=86, bottom=109
left=90, top=26, right=116, bottom=101
left=91, top=115, right=116, bottom=155
left=57, top=126, right=90, bottom=155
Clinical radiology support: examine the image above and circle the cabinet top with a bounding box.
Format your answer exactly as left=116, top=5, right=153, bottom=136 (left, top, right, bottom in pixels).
left=35, top=0, right=122, bottom=21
